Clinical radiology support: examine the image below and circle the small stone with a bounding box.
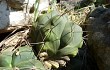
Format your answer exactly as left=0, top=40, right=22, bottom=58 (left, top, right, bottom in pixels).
left=61, top=56, right=70, bottom=61
left=49, top=60, right=59, bottom=69
left=56, top=60, right=66, bottom=67
left=44, top=61, right=52, bottom=70
left=39, top=52, right=48, bottom=57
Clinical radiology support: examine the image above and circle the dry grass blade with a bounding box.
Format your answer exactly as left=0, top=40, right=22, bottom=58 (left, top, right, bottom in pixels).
left=57, top=3, right=91, bottom=25
left=0, top=29, right=29, bottom=52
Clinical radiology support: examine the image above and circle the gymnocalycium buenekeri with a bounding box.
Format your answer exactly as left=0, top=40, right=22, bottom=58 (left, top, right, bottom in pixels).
left=32, top=10, right=83, bottom=57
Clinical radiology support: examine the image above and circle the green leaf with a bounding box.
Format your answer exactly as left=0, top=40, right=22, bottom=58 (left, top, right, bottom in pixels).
left=33, top=0, right=40, bottom=22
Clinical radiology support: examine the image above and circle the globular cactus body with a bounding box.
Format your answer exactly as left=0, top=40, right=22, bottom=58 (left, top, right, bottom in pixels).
left=34, top=11, right=83, bottom=57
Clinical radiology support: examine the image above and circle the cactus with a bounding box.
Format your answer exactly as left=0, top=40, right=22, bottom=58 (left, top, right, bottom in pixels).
left=33, top=10, right=83, bottom=57
left=0, top=46, right=45, bottom=70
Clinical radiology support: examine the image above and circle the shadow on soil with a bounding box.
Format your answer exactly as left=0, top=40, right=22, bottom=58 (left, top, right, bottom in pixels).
left=58, top=44, right=99, bottom=70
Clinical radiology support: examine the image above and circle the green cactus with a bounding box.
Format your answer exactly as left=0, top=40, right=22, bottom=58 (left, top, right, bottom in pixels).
left=0, top=47, right=12, bottom=67
left=33, top=10, right=83, bottom=57
left=0, top=46, right=45, bottom=70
